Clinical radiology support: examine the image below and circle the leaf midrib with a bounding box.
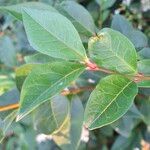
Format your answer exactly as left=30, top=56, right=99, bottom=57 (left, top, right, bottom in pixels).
left=23, top=10, right=86, bottom=60
left=89, top=80, right=132, bottom=127
left=36, top=67, right=84, bottom=101
left=108, top=43, right=136, bottom=73
left=19, top=66, right=84, bottom=119
left=21, top=68, right=84, bottom=108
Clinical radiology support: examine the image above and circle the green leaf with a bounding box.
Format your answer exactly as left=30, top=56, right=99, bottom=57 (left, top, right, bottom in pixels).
left=88, top=28, right=137, bottom=74
left=57, top=1, right=95, bottom=37
left=52, top=96, right=84, bottom=150
left=138, top=47, right=150, bottom=59
left=96, top=0, right=116, bottom=10
left=0, top=110, right=17, bottom=143
left=111, top=14, right=148, bottom=49
left=0, top=2, right=57, bottom=20
left=22, top=8, right=87, bottom=61
left=0, top=88, right=19, bottom=107
left=139, top=98, right=150, bottom=125
left=15, top=64, right=38, bottom=91
left=111, top=104, right=142, bottom=137
left=111, top=14, right=133, bottom=35
left=0, top=76, right=15, bottom=95
left=0, top=36, right=16, bottom=67
left=24, top=53, right=57, bottom=64
left=111, top=131, right=142, bottom=150
left=84, top=75, right=138, bottom=130
left=17, top=62, right=85, bottom=121
left=33, top=95, right=69, bottom=134
left=138, top=59, right=150, bottom=75
left=129, top=30, right=148, bottom=49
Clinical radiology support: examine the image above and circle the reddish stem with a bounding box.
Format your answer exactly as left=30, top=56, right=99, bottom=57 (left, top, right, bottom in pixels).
left=84, top=59, right=150, bottom=82
left=85, top=59, right=114, bottom=74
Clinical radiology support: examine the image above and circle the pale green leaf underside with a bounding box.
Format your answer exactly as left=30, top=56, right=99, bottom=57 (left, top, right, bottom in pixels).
left=17, top=62, right=85, bottom=121
left=22, top=8, right=87, bottom=61
left=33, top=95, right=69, bottom=134
left=0, top=2, right=57, bottom=20
left=57, top=1, right=95, bottom=36
left=88, top=28, right=137, bottom=74
left=52, top=96, right=84, bottom=150
left=84, top=75, right=138, bottom=130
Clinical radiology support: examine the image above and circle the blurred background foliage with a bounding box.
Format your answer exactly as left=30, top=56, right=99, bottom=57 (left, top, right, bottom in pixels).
left=0, top=0, right=150, bottom=149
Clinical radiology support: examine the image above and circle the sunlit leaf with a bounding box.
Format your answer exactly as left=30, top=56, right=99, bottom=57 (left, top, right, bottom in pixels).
left=84, top=75, right=138, bottom=130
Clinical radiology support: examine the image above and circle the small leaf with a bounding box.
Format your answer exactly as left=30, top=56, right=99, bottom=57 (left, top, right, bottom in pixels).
left=52, top=96, right=84, bottom=150
left=33, top=95, right=69, bottom=134
left=22, top=8, right=87, bottom=61
left=138, top=59, right=150, bottom=75
left=17, top=62, right=85, bottom=120
left=84, top=75, right=138, bottom=130
left=88, top=28, right=137, bottom=74
left=57, top=1, right=95, bottom=37
left=0, top=2, right=57, bottom=20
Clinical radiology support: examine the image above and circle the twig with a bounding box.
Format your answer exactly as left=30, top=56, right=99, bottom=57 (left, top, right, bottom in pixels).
left=0, top=86, right=95, bottom=112
left=84, top=59, right=150, bottom=82
left=0, top=103, right=19, bottom=112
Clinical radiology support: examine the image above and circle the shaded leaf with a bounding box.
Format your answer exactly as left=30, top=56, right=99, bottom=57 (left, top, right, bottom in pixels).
left=52, top=96, right=84, bottom=150
left=139, top=98, right=150, bottom=125
left=0, top=2, right=57, bottom=20
left=0, top=88, right=19, bottom=107
left=96, top=0, right=116, bottom=10
left=33, top=95, right=69, bottom=134
left=138, top=59, right=150, bottom=75
left=15, top=64, right=38, bottom=91
left=0, top=110, right=17, bottom=143
left=111, top=14, right=148, bottom=49
left=0, top=36, right=16, bottom=67
left=111, top=131, right=142, bottom=150
left=111, top=104, right=142, bottom=137
left=57, top=1, right=95, bottom=37
left=138, top=47, right=150, bottom=59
